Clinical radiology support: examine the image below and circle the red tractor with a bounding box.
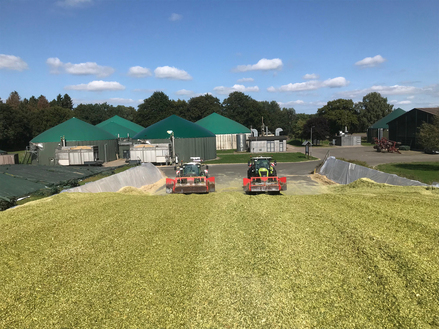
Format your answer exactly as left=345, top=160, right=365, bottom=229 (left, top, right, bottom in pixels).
left=243, top=156, right=287, bottom=194
left=166, top=157, right=215, bottom=194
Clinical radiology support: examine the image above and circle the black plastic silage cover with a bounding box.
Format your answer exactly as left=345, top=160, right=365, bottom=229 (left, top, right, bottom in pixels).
left=0, top=164, right=111, bottom=200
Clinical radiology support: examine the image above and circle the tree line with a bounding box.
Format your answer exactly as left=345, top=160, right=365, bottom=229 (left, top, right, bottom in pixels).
left=0, top=90, right=395, bottom=151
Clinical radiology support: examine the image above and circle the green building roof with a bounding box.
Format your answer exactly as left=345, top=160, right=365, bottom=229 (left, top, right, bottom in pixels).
left=369, top=108, right=406, bottom=129
left=133, top=115, right=216, bottom=139
left=195, top=112, right=250, bottom=134
left=96, top=115, right=144, bottom=134
left=97, top=121, right=138, bottom=138
left=31, top=117, right=117, bottom=143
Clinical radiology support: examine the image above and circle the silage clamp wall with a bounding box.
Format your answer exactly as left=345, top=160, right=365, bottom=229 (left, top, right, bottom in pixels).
left=319, top=156, right=427, bottom=186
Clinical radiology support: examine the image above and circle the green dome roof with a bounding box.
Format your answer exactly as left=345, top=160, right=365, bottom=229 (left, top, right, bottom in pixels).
left=97, top=121, right=137, bottom=138
left=96, top=115, right=144, bottom=134
left=196, top=112, right=250, bottom=134
left=31, top=117, right=116, bottom=143
left=133, top=115, right=215, bottom=139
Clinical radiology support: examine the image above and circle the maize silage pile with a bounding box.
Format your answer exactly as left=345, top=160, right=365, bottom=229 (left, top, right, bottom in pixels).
left=1, top=181, right=438, bottom=328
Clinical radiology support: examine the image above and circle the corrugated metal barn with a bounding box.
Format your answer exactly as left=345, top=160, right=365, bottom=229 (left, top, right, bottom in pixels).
left=367, top=108, right=406, bottom=143
left=388, top=107, right=439, bottom=149
left=30, top=117, right=118, bottom=165
left=247, top=136, right=288, bottom=153
left=195, top=113, right=251, bottom=150
left=133, top=115, right=216, bottom=162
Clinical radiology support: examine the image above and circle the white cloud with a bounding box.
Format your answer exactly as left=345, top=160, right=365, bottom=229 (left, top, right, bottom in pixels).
left=65, top=80, right=125, bottom=92
left=127, top=66, right=152, bottom=78
left=154, top=66, right=192, bottom=80
left=169, top=13, right=182, bottom=21
left=268, top=77, right=349, bottom=92
left=337, top=85, right=421, bottom=99
left=65, top=62, right=114, bottom=77
left=323, top=77, right=349, bottom=88
left=56, top=0, right=92, bottom=7
left=355, top=55, right=386, bottom=67
left=0, top=54, right=28, bottom=71
left=303, top=73, right=319, bottom=80
left=423, top=83, right=439, bottom=97
left=109, top=98, right=139, bottom=104
left=47, top=57, right=114, bottom=77
left=46, top=57, right=63, bottom=73
left=278, top=100, right=305, bottom=108
left=213, top=84, right=260, bottom=95
left=235, top=58, right=283, bottom=72
left=237, top=77, right=255, bottom=83
left=277, top=81, right=321, bottom=92
left=175, top=89, right=194, bottom=96
left=390, top=100, right=412, bottom=105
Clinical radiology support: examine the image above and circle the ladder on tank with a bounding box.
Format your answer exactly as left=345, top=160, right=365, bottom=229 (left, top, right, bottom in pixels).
left=22, top=145, right=38, bottom=164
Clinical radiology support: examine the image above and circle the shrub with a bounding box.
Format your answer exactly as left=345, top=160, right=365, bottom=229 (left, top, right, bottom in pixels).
left=0, top=197, right=16, bottom=211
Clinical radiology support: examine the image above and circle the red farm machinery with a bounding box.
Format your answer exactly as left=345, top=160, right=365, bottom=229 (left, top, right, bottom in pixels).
left=166, top=157, right=215, bottom=194
left=243, top=156, right=287, bottom=194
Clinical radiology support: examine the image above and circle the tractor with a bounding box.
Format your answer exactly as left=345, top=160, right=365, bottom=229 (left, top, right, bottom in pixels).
left=243, top=156, right=287, bottom=193
left=166, top=157, right=215, bottom=194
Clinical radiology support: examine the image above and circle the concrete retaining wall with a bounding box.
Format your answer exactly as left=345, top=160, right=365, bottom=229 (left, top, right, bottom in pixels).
left=319, top=156, right=427, bottom=186
left=62, top=163, right=164, bottom=193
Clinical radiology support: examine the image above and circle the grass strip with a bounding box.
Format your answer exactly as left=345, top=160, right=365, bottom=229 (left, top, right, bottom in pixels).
left=375, top=161, right=439, bottom=184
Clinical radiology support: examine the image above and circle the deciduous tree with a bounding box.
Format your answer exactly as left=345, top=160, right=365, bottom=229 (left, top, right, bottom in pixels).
left=6, top=91, right=21, bottom=110
left=170, top=99, right=189, bottom=119
left=37, top=95, right=50, bottom=109
left=418, top=116, right=439, bottom=153
left=356, top=92, right=393, bottom=131
left=74, top=103, right=108, bottom=125
left=30, top=106, right=73, bottom=137
left=222, top=92, right=264, bottom=131
left=302, top=116, right=330, bottom=142
left=136, top=91, right=172, bottom=127
left=0, top=102, right=31, bottom=150
left=186, top=94, right=222, bottom=122
left=317, top=99, right=358, bottom=135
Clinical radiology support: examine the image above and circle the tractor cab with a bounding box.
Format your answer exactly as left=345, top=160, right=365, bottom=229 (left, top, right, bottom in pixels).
left=175, top=157, right=209, bottom=178
left=247, top=156, right=277, bottom=178
left=167, top=157, right=215, bottom=194
left=243, top=156, right=286, bottom=194
left=181, top=163, right=202, bottom=177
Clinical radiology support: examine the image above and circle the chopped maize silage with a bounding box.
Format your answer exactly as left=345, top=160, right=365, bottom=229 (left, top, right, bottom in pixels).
left=1, top=183, right=438, bottom=328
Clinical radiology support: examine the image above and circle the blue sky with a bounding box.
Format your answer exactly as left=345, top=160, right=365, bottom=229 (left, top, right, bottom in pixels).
left=1, top=0, right=438, bottom=114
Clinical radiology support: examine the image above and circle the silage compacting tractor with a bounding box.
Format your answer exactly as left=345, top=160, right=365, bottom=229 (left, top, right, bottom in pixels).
left=243, top=156, right=287, bottom=194
left=166, top=157, right=215, bottom=194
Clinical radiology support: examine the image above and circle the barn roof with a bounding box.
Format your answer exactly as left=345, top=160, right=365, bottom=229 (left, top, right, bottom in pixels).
left=413, top=108, right=439, bottom=116
left=369, top=108, right=406, bottom=129
left=195, top=112, right=250, bottom=134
